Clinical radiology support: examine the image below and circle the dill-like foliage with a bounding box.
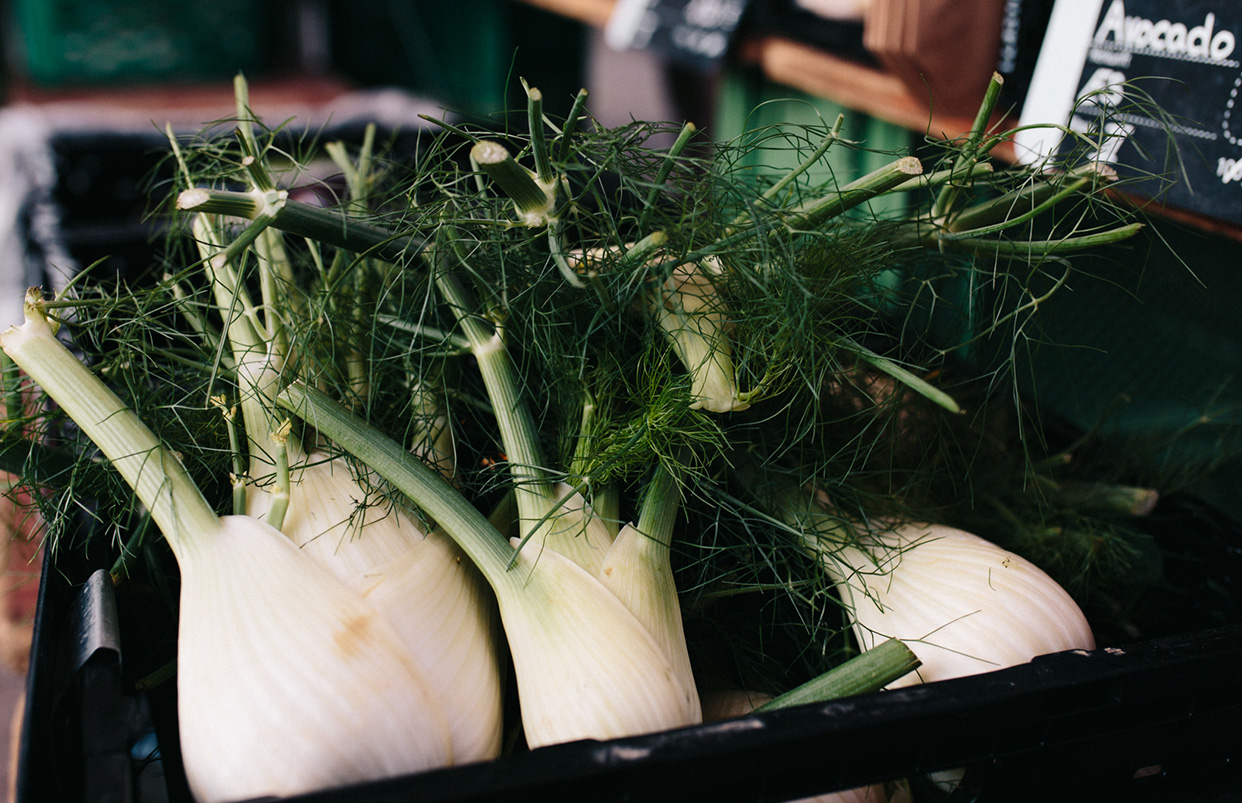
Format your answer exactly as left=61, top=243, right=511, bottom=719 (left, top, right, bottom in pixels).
left=4, top=74, right=1183, bottom=690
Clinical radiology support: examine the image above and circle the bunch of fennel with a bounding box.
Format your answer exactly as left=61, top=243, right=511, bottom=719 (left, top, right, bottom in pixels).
left=290, top=76, right=1107, bottom=719
left=186, top=212, right=505, bottom=767
left=5, top=69, right=1165, bottom=801
left=177, top=107, right=505, bottom=765
left=173, top=79, right=702, bottom=755
left=1, top=95, right=505, bottom=799
left=1, top=291, right=457, bottom=802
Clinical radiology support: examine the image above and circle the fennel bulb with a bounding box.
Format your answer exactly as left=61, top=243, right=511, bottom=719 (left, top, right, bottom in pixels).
left=1, top=293, right=456, bottom=801
left=176, top=515, right=454, bottom=801
left=499, top=542, right=701, bottom=748
left=415, top=238, right=697, bottom=749
left=822, top=522, right=1095, bottom=686
left=251, top=452, right=504, bottom=763
left=515, top=466, right=702, bottom=745
left=193, top=213, right=506, bottom=764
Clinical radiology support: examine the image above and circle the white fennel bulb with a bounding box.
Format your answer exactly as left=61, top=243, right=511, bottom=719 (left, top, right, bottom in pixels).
left=245, top=446, right=504, bottom=764
left=192, top=215, right=505, bottom=764
left=517, top=465, right=701, bottom=744
left=247, top=428, right=504, bottom=765
left=823, top=522, right=1095, bottom=686
left=500, top=542, right=701, bottom=748
left=176, top=515, right=454, bottom=801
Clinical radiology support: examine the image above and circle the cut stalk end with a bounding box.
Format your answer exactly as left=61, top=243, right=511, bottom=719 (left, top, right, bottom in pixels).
left=471, top=140, right=557, bottom=226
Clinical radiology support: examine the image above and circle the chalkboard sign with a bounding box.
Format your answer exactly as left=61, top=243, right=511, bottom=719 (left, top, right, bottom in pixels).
left=1016, top=0, right=1242, bottom=225
left=605, top=0, right=752, bottom=68
left=995, top=0, right=1057, bottom=108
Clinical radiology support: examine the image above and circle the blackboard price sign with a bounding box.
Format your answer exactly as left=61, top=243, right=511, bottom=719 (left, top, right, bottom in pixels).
left=605, top=0, right=751, bottom=68
left=1017, top=0, right=1242, bottom=224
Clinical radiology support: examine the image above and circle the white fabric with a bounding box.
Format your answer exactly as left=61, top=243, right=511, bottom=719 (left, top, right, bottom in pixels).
left=0, top=107, right=76, bottom=331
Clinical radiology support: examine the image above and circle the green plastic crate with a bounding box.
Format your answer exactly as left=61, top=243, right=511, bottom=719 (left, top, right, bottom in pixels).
left=328, top=0, right=585, bottom=121
left=11, top=0, right=265, bottom=86
left=714, top=66, right=915, bottom=218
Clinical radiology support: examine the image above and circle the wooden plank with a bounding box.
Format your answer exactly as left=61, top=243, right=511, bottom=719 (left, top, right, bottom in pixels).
left=519, top=0, right=616, bottom=27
